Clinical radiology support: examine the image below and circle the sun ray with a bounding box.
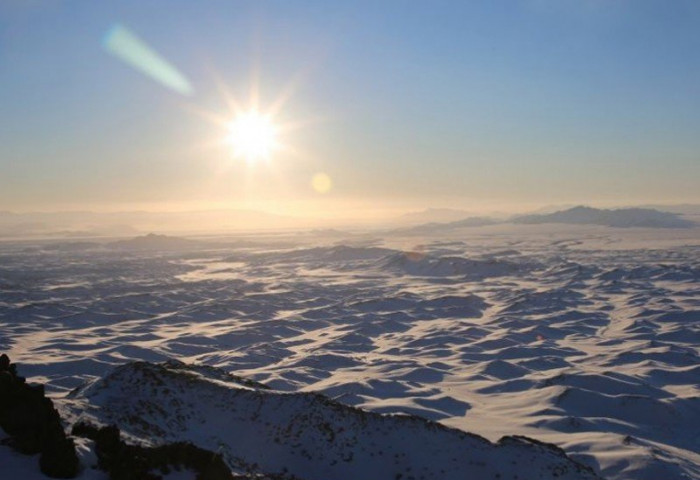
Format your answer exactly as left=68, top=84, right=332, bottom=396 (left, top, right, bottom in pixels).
left=249, top=62, right=261, bottom=112
left=180, top=102, right=234, bottom=129
left=266, top=71, right=306, bottom=119
left=274, top=114, right=328, bottom=135
left=210, top=68, right=244, bottom=116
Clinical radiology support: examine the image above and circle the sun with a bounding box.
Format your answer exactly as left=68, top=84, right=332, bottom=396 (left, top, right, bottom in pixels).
left=227, top=110, right=278, bottom=163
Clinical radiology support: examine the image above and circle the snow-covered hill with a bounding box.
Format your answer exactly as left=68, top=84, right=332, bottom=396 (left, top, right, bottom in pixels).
left=65, top=360, right=601, bottom=480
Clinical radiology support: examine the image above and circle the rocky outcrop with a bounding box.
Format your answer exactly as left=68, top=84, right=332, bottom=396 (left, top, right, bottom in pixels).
left=72, top=422, right=234, bottom=480
left=0, top=354, right=79, bottom=478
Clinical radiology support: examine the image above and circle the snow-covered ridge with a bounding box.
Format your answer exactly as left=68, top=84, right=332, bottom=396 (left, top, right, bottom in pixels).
left=379, top=251, right=538, bottom=278
left=67, top=360, right=602, bottom=480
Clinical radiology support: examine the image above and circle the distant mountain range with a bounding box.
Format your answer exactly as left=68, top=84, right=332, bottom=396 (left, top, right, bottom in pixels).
left=396, top=206, right=696, bottom=233
left=512, top=206, right=695, bottom=228
left=393, top=216, right=499, bottom=234
left=0, top=205, right=696, bottom=239
left=639, top=204, right=700, bottom=216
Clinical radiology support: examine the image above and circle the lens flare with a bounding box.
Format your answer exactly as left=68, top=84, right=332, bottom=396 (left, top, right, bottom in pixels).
left=103, top=24, right=193, bottom=96
left=311, top=173, right=332, bottom=194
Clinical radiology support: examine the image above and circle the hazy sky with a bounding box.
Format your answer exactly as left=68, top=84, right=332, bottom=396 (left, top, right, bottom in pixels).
left=2, top=1, right=699, bottom=216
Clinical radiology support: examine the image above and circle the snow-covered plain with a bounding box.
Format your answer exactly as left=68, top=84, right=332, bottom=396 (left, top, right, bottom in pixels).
left=1, top=224, right=698, bottom=479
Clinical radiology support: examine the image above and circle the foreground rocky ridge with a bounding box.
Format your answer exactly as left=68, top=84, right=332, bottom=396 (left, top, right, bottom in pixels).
left=0, top=355, right=287, bottom=480
left=0, top=354, right=78, bottom=478
left=62, top=359, right=602, bottom=480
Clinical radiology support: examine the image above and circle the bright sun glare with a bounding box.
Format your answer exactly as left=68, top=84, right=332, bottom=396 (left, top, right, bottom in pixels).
left=228, top=111, right=277, bottom=163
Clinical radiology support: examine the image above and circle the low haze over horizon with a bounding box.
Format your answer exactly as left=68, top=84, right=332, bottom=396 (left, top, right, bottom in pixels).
left=2, top=1, right=699, bottom=218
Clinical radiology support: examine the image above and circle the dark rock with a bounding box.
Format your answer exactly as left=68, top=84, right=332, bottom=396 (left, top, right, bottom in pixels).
left=0, top=354, right=9, bottom=371
left=40, top=435, right=80, bottom=478
left=73, top=421, right=235, bottom=480
left=0, top=353, right=79, bottom=478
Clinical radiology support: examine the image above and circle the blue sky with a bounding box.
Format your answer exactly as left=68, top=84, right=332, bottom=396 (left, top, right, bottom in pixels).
left=1, top=1, right=699, bottom=215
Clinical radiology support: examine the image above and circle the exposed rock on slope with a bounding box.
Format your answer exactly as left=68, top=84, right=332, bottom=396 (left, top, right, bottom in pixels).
left=67, top=360, right=603, bottom=480
left=71, top=422, right=234, bottom=480
left=0, top=354, right=78, bottom=478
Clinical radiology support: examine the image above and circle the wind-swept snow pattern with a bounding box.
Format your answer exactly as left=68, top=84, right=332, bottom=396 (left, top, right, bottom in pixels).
left=0, top=224, right=699, bottom=479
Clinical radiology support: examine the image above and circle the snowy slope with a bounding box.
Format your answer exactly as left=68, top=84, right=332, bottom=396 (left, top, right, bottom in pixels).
left=66, top=360, right=601, bottom=480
